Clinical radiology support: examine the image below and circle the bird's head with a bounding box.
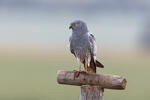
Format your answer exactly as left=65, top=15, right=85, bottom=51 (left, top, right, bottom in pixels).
left=69, top=20, right=88, bottom=33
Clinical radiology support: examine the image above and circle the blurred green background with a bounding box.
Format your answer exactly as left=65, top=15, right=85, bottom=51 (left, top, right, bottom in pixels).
left=0, top=49, right=150, bottom=100
left=0, top=0, right=150, bottom=100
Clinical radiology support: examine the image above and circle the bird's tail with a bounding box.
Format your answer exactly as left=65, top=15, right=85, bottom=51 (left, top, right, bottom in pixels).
left=95, top=60, right=104, bottom=68
left=88, top=57, right=104, bottom=72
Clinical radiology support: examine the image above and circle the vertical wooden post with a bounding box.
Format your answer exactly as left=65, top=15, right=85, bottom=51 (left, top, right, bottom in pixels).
left=80, top=85, right=103, bottom=100
left=80, top=62, right=104, bottom=100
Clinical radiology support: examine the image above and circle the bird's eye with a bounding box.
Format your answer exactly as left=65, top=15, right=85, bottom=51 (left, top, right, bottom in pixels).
left=74, top=23, right=78, bottom=26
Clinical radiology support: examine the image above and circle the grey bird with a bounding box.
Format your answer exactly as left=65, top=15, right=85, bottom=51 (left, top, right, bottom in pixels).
left=69, top=20, right=104, bottom=73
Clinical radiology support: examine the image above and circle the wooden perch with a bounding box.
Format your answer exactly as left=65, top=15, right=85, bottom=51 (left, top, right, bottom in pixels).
left=57, top=70, right=127, bottom=90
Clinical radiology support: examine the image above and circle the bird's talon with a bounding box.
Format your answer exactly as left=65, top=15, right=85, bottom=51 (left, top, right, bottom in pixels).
left=83, top=70, right=88, bottom=73
left=76, top=70, right=82, bottom=73
left=74, top=70, right=82, bottom=77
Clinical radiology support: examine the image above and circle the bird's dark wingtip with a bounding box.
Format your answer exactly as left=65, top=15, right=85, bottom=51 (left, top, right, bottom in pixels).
left=96, top=60, right=104, bottom=68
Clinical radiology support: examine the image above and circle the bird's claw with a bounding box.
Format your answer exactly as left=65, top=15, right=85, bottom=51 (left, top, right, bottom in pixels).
left=83, top=70, right=88, bottom=73
left=74, top=70, right=82, bottom=77
left=74, top=70, right=89, bottom=78
left=75, top=70, right=82, bottom=73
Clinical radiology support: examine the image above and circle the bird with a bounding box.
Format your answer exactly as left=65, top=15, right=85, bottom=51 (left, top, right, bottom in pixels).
left=69, top=20, right=104, bottom=73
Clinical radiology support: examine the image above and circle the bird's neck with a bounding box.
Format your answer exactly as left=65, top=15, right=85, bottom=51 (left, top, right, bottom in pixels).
left=72, top=31, right=88, bottom=37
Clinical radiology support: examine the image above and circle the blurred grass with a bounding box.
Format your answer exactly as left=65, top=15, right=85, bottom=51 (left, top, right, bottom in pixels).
left=0, top=50, right=150, bottom=100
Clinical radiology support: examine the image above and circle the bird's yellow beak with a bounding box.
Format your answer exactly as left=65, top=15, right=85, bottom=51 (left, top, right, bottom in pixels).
left=69, top=25, right=72, bottom=29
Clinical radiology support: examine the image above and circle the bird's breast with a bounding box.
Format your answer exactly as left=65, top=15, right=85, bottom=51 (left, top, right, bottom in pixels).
left=70, top=34, right=91, bottom=61
left=71, top=35, right=89, bottom=49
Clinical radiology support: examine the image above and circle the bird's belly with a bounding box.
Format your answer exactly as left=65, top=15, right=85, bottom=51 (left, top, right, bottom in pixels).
left=74, top=46, right=90, bottom=62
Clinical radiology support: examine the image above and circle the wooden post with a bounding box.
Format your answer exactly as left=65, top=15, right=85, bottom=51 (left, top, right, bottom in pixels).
left=80, top=85, right=103, bottom=100
left=81, top=61, right=103, bottom=100
left=57, top=69, right=127, bottom=100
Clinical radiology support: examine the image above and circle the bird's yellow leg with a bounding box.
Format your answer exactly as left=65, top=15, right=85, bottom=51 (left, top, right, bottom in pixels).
left=75, top=61, right=82, bottom=72
left=74, top=62, right=82, bottom=77
left=84, top=60, right=88, bottom=73
left=79, top=62, right=82, bottom=71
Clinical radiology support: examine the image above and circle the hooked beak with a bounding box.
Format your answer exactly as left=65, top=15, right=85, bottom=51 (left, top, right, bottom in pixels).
left=69, top=25, right=72, bottom=29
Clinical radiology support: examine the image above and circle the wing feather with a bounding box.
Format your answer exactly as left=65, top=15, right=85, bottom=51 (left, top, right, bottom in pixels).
left=88, top=33, right=97, bottom=58
left=69, top=36, right=75, bottom=56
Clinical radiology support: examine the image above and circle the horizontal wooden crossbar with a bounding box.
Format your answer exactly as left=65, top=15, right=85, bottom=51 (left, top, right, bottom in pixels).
left=57, top=70, right=127, bottom=90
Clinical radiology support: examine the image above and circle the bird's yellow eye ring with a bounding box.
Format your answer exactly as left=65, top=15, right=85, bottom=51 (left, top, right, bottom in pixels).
left=74, top=23, right=78, bottom=26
